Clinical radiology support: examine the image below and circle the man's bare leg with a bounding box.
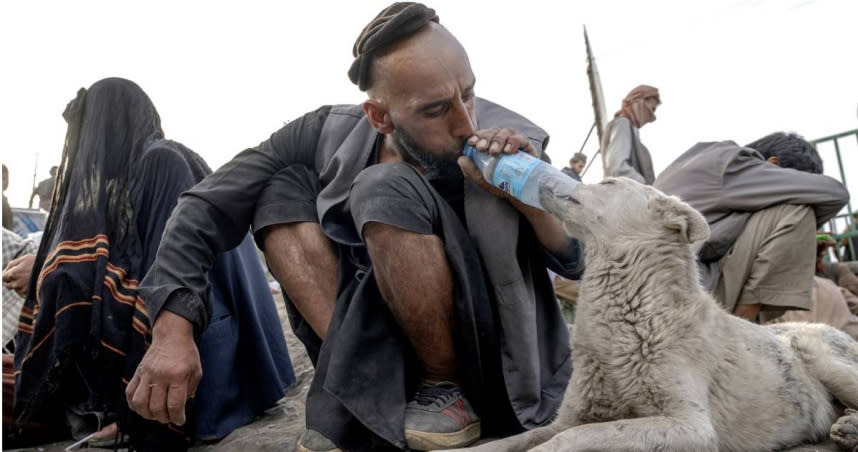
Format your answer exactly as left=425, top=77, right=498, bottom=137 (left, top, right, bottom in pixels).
left=362, top=222, right=457, bottom=381
left=363, top=222, right=479, bottom=450
left=264, top=222, right=338, bottom=339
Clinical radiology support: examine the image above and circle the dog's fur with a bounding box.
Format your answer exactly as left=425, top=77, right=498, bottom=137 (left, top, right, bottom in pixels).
left=453, top=177, right=858, bottom=452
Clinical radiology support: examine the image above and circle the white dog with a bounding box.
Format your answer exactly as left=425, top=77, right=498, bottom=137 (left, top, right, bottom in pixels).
left=452, top=177, right=858, bottom=452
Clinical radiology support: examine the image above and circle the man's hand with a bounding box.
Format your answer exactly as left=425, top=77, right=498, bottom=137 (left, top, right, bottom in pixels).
left=459, top=127, right=540, bottom=200
left=2, top=254, right=36, bottom=297
left=467, top=128, right=538, bottom=157
left=126, top=310, right=201, bottom=426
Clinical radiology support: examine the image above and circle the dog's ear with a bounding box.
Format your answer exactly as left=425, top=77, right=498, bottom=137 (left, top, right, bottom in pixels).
left=649, top=195, right=710, bottom=244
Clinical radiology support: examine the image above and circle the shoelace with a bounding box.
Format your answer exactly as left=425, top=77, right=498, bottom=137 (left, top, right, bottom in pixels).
left=413, top=383, right=461, bottom=407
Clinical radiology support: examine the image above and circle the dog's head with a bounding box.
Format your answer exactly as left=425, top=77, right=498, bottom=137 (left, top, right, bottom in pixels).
left=540, top=176, right=709, bottom=249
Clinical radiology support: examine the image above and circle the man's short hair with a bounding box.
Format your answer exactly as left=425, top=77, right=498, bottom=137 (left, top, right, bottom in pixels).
left=570, top=152, right=587, bottom=164
left=746, top=132, right=823, bottom=174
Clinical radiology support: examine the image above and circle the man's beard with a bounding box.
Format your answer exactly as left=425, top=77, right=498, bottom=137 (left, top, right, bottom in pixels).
left=394, top=127, right=463, bottom=182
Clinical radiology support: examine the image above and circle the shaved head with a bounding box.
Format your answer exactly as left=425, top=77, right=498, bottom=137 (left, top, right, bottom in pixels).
left=368, top=23, right=471, bottom=100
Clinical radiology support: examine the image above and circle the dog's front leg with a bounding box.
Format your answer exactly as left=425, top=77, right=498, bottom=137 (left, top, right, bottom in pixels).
left=528, top=414, right=718, bottom=452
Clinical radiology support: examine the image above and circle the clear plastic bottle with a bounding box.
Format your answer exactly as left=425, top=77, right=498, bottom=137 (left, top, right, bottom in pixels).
left=463, top=145, right=580, bottom=210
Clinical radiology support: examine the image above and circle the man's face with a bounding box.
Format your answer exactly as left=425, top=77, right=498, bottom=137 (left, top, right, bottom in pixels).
left=572, top=160, right=586, bottom=174
left=376, top=26, right=477, bottom=166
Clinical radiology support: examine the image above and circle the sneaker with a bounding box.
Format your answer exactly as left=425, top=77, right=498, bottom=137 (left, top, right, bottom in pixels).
left=404, top=381, right=481, bottom=450
left=297, top=429, right=342, bottom=452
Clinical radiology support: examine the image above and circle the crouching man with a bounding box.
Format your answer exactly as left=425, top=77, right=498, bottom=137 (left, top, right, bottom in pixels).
left=655, top=132, right=849, bottom=322
left=127, top=3, right=583, bottom=451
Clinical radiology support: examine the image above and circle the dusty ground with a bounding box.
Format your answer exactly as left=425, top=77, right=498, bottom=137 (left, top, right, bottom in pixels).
left=7, top=293, right=842, bottom=451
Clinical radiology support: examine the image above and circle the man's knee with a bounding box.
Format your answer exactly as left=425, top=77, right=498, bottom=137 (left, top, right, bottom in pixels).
left=350, top=162, right=438, bottom=239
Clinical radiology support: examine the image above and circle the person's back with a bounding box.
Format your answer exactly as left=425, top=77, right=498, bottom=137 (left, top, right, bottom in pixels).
left=655, top=133, right=849, bottom=322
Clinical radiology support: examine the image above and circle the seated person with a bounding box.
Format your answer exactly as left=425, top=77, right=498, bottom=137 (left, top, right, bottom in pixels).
left=12, top=78, right=295, bottom=451
left=816, top=235, right=858, bottom=314
left=601, top=85, right=660, bottom=184
left=128, top=3, right=583, bottom=451
left=654, top=132, right=849, bottom=322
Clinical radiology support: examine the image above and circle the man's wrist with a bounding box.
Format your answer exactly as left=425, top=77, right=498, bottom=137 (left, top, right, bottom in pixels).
left=152, top=310, right=194, bottom=342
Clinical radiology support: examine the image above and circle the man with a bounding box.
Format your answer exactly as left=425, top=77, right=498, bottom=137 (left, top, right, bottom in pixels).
left=28, top=166, right=57, bottom=213
left=2, top=165, right=13, bottom=230
left=127, top=3, right=582, bottom=451
left=561, top=152, right=586, bottom=181
left=655, top=132, right=849, bottom=322
left=601, top=85, right=660, bottom=184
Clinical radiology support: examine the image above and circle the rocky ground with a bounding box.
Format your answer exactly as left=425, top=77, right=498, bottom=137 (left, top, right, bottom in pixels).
left=8, top=293, right=842, bottom=451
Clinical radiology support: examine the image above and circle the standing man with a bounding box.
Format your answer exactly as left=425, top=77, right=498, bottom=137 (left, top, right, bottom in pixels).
left=561, top=152, right=587, bottom=181
left=28, top=166, right=57, bottom=213
left=601, top=85, right=660, bottom=184
left=127, top=3, right=582, bottom=451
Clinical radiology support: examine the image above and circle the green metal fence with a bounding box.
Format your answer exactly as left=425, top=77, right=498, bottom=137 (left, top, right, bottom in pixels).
left=811, top=128, right=857, bottom=261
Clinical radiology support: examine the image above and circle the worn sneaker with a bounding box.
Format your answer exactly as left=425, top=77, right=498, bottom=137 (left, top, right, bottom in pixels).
left=404, top=381, right=481, bottom=450
left=297, top=429, right=342, bottom=452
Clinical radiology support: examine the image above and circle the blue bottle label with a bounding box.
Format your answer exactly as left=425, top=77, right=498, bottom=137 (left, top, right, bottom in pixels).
left=492, top=154, right=541, bottom=198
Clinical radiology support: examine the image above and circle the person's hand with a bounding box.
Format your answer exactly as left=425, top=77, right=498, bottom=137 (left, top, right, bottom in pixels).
left=466, top=128, right=538, bottom=157
left=126, top=310, right=201, bottom=426
left=2, top=254, right=36, bottom=297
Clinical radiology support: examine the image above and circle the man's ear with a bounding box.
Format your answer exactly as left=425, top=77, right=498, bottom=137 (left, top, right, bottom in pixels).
left=362, top=100, right=394, bottom=134
left=649, top=195, right=710, bottom=244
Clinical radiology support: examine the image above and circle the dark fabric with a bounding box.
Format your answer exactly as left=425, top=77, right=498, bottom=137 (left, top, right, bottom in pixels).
left=13, top=78, right=294, bottom=448
left=348, top=2, right=439, bottom=91
left=139, top=99, right=576, bottom=449
left=192, top=234, right=295, bottom=440
left=561, top=167, right=581, bottom=182
left=139, top=106, right=332, bottom=334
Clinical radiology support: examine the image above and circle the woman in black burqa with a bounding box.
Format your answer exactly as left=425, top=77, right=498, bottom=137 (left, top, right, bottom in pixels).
left=13, top=78, right=295, bottom=450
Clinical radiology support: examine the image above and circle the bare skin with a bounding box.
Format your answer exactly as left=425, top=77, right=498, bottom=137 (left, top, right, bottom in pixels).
left=264, top=222, right=338, bottom=339
left=364, top=223, right=457, bottom=381
left=128, top=21, right=572, bottom=425
left=2, top=253, right=36, bottom=296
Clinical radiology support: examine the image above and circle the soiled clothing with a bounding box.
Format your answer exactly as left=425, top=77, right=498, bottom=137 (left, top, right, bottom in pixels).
left=600, top=116, right=654, bottom=184
left=140, top=98, right=583, bottom=449
left=820, top=262, right=858, bottom=298
left=711, top=204, right=816, bottom=319
left=654, top=141, right=849, bottom=265
left=772, top=277, right=858, bottom=340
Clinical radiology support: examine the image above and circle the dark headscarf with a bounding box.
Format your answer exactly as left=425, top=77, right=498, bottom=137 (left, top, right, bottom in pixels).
left=14, top=78, right=208, bottom=445
left=348, top=2, right=439, bottom=91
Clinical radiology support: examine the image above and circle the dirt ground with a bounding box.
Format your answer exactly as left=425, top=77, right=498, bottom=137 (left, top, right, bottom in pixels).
left=6, top=292, right=842, bottom=451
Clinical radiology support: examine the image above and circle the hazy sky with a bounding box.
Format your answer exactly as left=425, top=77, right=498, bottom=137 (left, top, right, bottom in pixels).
left=2, top=1, right=856, bottom=221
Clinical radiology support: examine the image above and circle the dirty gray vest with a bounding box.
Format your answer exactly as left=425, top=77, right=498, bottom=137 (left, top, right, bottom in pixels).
left=311, top=97, right=571, bottom=429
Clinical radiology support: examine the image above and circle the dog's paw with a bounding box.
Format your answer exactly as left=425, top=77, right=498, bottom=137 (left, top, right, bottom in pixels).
left=831, top=408, right=858, bottom=451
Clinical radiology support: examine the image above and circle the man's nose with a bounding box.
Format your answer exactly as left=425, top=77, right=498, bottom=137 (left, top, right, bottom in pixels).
left=450, top=100, right=475, bottom=138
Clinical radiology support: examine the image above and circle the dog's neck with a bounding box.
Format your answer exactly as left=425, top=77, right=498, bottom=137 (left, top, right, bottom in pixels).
left=577, top=236, right=706, bottom=328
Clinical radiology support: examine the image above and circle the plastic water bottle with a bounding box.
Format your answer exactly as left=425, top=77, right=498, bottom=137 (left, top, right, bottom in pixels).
left=463, top=145, right=580, bottom=210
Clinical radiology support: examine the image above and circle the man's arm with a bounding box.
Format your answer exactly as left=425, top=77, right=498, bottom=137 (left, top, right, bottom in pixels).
left=719, top=149, right=849, bottom=225
left=459, top=129, right=582, bottom=276
left=602, top=118, right=645, bottom=183
left=128, top=106, right=330, bottom=426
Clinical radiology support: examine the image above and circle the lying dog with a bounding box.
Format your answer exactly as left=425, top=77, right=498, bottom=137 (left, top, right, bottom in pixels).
left=452, top=177, right=858, bottom=452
